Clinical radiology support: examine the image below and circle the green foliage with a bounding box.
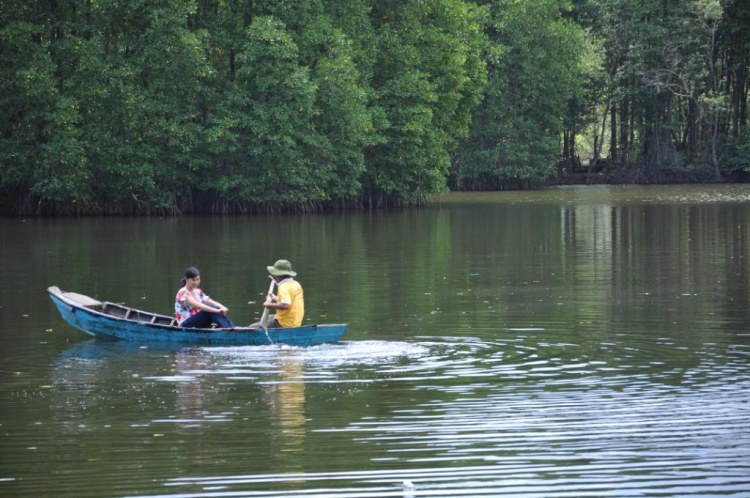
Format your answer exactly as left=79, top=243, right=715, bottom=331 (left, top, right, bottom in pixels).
left=566, top=0, right=750, bottom=180
left=454, top=0, right=586, bottom=188
left=366, top=0, right=487, bottom=200
left=723, top=131, right=750, bottom=175
left=214, top=16, right=319, bottom=203
left=0, top=0, right=487, bottom=212
left=2, top=0, right=748, bottom=213
left=0, top=20, right=57, bottom=202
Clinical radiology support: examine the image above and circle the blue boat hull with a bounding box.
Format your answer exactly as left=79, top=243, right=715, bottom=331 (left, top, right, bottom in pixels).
left=49, top=288, right=347, bottom=346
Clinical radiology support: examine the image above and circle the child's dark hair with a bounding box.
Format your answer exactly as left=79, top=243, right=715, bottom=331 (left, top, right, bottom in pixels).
left=181, top=267, right=200, bottom=287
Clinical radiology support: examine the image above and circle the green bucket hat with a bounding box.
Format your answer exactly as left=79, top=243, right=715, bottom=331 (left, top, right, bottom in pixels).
left=267, top=259, right=297, bottom=277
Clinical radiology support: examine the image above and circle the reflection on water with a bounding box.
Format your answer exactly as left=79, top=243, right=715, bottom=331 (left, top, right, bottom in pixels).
left=268, top=353, right=306, bottom=457
left=168, top=348, right=309, bottom=463
left=37, top=336, right=750, bottom=497
left=173, top=350, right=213, bottom=430
left=1, top=185, right=750, bottom=497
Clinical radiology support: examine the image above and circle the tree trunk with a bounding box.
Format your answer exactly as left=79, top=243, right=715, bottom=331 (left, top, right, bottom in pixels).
left=643, top=104, right=654, bottom=169
left=734, top=67, right=746, bottom=136
left=688, top=96, right=698, bottom=161
left=664, top=93, right=673, bottom=163
left=610, top=101, right=618, bottom=164
left=741, top=68, right=748, bottom=130
left=620, top=96, right=628, bottom=164
left=570, top=131, right=576, bottom=162
left=712, top=107, right=721, bottom=179
left=709, top=29, right=722, bottom=180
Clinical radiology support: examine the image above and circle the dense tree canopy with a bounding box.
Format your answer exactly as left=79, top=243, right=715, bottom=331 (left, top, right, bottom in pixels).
left=564, top=0, right=750, bottom=183
left=0, top=0, right=748, bottom=214
left=453, top=0, right=585, bottom=189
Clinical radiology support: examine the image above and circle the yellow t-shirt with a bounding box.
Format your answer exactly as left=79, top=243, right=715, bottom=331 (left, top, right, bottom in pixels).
left=276, top=279, right=304, bottom=328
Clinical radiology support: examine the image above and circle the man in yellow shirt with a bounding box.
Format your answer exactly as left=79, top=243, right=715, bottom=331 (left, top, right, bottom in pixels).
left=263, top=260, right=305, bottom=328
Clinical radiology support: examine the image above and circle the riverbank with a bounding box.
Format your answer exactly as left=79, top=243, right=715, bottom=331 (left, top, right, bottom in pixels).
left=3, top=175, right=749, bottom=216
left=556, top=168, right=749, bottom=187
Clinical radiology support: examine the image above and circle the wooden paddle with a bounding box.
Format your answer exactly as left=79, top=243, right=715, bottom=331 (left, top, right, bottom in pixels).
left=259, top=276, right=277, bottom=331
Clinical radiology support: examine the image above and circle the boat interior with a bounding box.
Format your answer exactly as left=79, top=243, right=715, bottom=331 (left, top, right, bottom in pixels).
left=53, top=287, right=177, bottom=326
left=99, top=301, right=177, bottom=326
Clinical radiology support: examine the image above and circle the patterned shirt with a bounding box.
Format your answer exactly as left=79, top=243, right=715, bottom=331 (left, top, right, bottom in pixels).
left=175, top=288, right=209, bottom=325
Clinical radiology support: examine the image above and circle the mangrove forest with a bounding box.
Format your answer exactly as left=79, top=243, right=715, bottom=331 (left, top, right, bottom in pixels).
left=1, top=0, right=749, bottom=214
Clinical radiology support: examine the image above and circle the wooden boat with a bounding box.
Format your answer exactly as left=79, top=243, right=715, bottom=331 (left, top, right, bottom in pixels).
left=48, top=286, right=347, bottom=346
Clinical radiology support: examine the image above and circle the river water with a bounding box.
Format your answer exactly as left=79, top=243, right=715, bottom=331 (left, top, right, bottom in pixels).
left=1, top=185, right=750, bottom=497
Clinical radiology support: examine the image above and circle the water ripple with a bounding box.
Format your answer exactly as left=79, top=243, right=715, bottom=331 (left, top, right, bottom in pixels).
left=96, top=334, right=750, bottom=498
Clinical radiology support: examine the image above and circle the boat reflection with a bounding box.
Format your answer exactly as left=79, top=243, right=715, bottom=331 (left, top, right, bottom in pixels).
left=173, top=348, right=213, bottom=432
left=52, top=339, right=310, bottom=465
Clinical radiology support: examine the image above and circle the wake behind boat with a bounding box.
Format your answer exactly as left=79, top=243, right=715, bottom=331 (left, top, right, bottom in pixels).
left=48, top=286, right=347, bottom=346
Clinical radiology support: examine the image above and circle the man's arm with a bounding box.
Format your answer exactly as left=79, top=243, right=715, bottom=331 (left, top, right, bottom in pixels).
left=264, top=292, right=291, bottom=310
